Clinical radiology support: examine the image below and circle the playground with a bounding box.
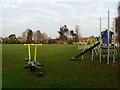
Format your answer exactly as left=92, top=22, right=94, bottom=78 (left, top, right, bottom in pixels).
left=1, top=1, right=120, bottom=89
left=2, top=44, right=119, bottom=88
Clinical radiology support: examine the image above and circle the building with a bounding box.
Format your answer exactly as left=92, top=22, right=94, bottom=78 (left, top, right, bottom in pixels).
left=115, top=17, right=120, bottom=46
left=115, top=1, right=120, bottom=46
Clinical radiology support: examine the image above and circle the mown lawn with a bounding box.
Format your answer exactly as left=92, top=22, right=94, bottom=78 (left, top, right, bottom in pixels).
left=2, top=44, right=119, bottom=88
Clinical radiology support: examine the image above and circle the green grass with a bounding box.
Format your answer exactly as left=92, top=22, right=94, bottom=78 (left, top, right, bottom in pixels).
left=2, top=44, right=119, bottom=88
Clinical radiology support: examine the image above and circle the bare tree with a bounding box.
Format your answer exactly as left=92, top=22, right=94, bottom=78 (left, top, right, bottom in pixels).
left=26, top=29, right=33, bottom=44
left=75, top=25, right=79, bottom=37
left=22, top=28, right=30, bottom=43
left=36, top=30, right=42, bottom=44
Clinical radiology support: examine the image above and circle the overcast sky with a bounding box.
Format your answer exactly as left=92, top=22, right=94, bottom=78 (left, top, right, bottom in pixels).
left=1, top=0, right=119, bottom=38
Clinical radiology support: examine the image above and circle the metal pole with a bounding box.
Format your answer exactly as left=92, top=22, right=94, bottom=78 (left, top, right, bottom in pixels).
left=28, top=45, right=31, bottom=63
left=99, top=18, right=102, bottom=62
left=107, top=10, right=110, bottom=64
left=34, top=45, right=37, bottom=62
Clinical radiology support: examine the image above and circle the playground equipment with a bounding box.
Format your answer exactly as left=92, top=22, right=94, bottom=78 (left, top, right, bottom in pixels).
left=73, top=36, right=100, bottom=60
left=83, top=36, right=100, bottom=55
left=71, top=42, right=100, bottom=60
left=71, top=10, right=118, bottom=64
left=24, top=44, right=43, bottom=76
left=99, top=29, right=118, bottom=64
left=99, top=10, right=118, bottom=64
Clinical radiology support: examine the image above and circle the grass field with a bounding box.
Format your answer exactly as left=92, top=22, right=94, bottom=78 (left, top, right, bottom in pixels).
left=2, top=44, right=119, bottom=88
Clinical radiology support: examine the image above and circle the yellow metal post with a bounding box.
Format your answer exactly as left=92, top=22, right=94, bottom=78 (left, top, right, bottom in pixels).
left=34, top=45, right=37, bottom=62
left=24, top=44, right=31, bottom=63
left=28, top=45, right=31, bottom=63
left=24, top=44, right=42, bottom=62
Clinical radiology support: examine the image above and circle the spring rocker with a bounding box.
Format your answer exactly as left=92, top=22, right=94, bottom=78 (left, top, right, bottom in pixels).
left=24, top=44, right=43, bottom=76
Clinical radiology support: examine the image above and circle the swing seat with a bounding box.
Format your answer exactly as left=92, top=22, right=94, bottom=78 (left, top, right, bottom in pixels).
left=34, top=61, right=43, bottom=66
left=30, top=61, right=34, bottom=64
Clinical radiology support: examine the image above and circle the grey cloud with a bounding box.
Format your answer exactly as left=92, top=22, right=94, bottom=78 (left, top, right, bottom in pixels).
left=1, top=1, right=118, bottom=38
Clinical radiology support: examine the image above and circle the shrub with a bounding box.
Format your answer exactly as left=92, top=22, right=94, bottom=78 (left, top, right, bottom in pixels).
left=4, top=38, right=20, bottom=44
